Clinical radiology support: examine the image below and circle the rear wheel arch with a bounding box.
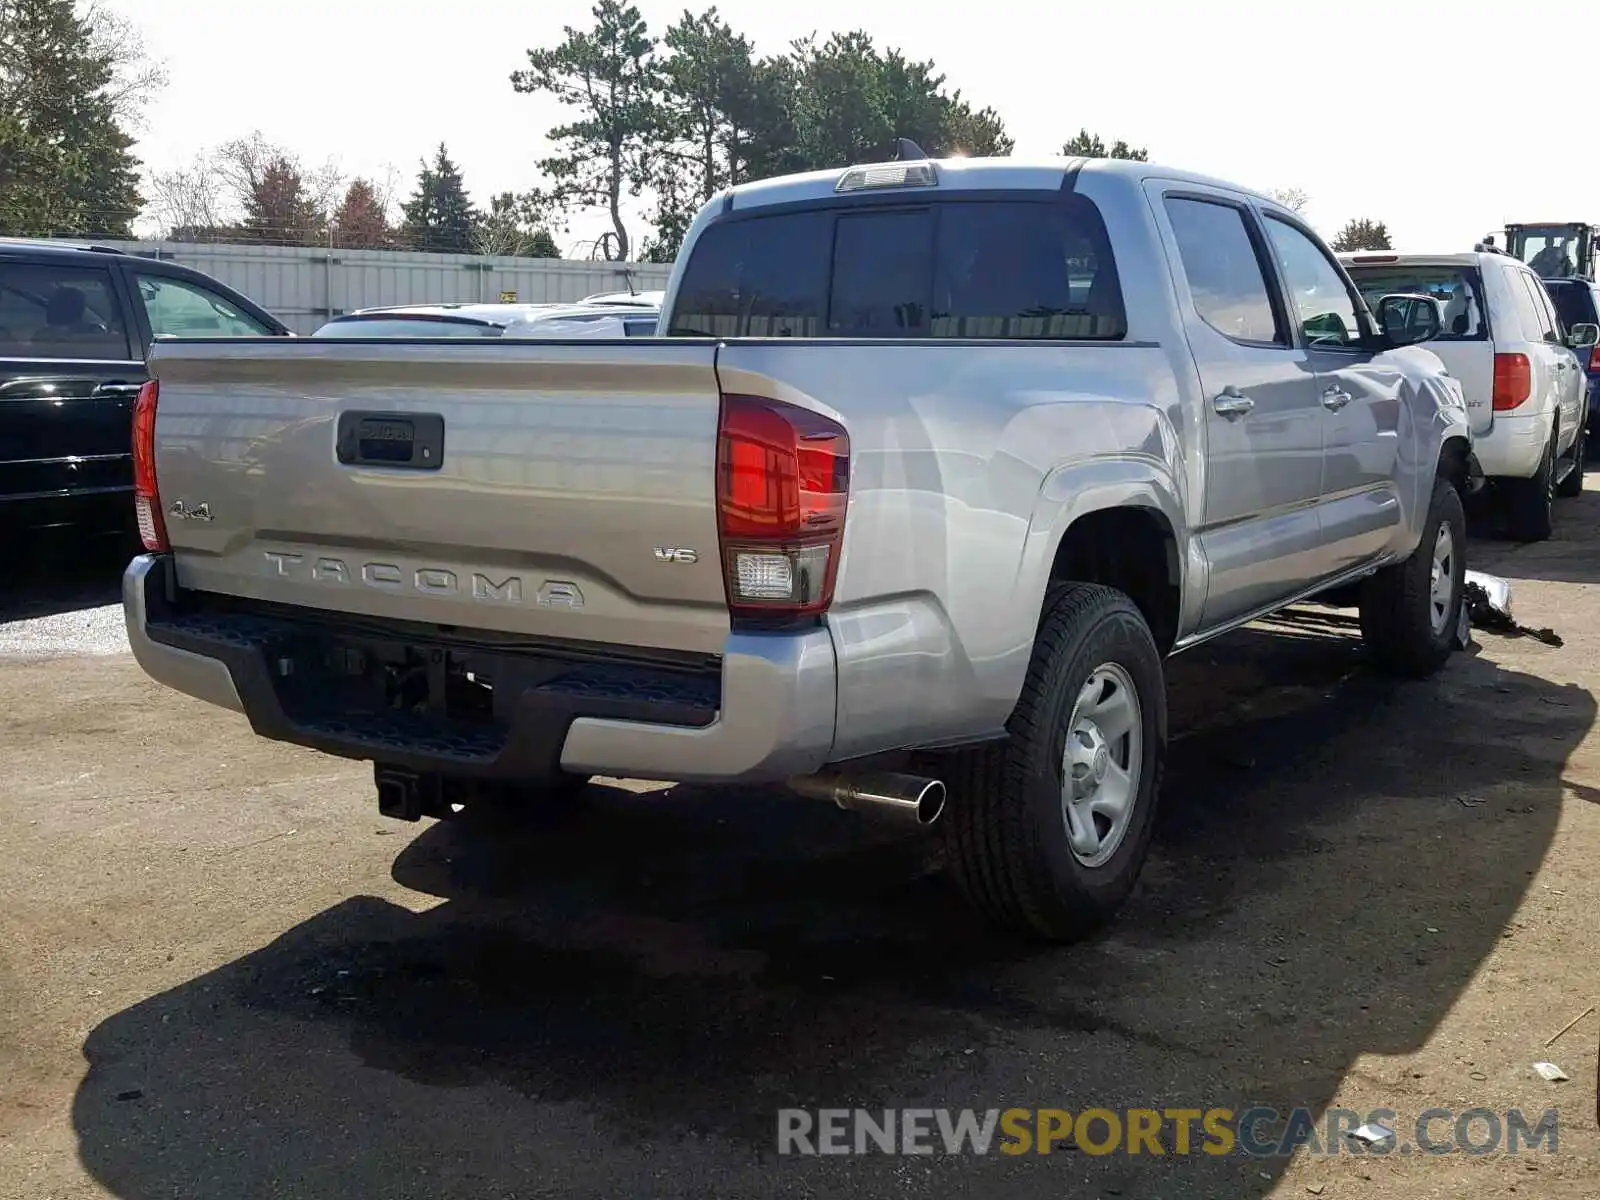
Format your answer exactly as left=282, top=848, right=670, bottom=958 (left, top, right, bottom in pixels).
left=1045, top=503, right=1182, bottom=656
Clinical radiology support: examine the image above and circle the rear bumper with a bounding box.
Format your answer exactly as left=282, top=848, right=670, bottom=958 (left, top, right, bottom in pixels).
left=1473, top=411, right=1551, bottom=480
left=123, top=555, right=836, bottom=784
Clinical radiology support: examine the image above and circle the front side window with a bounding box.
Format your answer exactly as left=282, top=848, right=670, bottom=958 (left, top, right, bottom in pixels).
left=0, top=261, right=132, bottom=360
left=137, top=273, right=273, bottom=338
left=668, top=197, right=1125, bottom=340
left=1263, top=216, right=1365, bottom=348
left=1164, top=197, right=1282, bottom=344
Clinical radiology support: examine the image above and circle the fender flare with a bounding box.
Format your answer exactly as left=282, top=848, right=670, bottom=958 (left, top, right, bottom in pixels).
left=1017, top=455, right=1191, bottom=635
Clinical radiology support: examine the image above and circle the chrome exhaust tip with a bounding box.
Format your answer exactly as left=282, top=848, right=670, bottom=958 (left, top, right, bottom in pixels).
left=788, top=771, right=947, bottom=828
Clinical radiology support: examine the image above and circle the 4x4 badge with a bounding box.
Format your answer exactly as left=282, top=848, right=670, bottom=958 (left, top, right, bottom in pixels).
left=168, top=500, right=213, bottom=521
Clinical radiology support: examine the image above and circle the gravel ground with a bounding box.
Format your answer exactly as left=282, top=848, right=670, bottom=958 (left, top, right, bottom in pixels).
left=2, top=498, right=1599, bottom=1199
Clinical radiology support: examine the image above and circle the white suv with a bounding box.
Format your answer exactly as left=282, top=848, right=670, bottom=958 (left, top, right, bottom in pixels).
left=1342, top=249, right=1598, bottom=541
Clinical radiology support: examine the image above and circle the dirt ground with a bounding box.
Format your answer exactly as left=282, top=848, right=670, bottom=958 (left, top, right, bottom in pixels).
left=3, top=491, right=1599, bottom=1200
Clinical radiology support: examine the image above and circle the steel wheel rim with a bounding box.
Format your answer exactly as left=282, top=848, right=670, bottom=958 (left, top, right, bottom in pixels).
left=1429, top=523, right=1456, bottom=635
left=1061, top=662, right=1144, bottom=868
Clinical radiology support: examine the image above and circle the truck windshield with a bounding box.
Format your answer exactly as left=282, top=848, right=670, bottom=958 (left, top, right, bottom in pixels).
left=1513, top=228, right=1582, bottom=278
left=1345, top=265, right=1486, bottom=340
left=668, top=196, right=1125, bottom=340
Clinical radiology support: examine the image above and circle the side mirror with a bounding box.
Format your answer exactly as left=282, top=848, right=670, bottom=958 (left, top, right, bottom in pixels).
left=1375, top=293, right=1442, bottom=347
left=1568, top=322, right=1600, bottom=350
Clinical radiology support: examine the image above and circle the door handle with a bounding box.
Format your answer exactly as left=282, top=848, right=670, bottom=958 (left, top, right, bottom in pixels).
left=93, top=381, right=143, bottom=398
left=1321, top=386, right=1353, bottom=411
left=1212, top=389, right=1255, bottom=416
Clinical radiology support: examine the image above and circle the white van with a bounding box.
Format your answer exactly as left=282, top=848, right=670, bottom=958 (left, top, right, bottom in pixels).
left=1341, top=249, right=1598, bottom=541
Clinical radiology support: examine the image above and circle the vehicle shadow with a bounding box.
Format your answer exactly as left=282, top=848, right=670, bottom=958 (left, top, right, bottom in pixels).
left=1466, top=475, right=1600, bottom=585
left=72, top=620, right=1591, bottom=1199
left=7, top=533, right=129, bottom=623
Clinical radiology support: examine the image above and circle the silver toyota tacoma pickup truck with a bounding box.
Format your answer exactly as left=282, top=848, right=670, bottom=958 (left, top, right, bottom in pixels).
left=124, top=154, right=1477, bottom=941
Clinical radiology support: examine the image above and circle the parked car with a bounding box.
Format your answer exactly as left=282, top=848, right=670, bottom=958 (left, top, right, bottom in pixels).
left=1542, top=277, right=1600, bottom=443
left=1, top=238, right=290, bottom=538
left=1341, top=249, right=1597, bottom=540
left=124, top=152, right=1474, bottom=942
left=578, top=289, right=666, bottom=308
left=312, top=300, right=660, bottom=340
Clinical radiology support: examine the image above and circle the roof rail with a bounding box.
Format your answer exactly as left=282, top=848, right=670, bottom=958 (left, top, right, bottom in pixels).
left=0, top=237, right=127, bottom=256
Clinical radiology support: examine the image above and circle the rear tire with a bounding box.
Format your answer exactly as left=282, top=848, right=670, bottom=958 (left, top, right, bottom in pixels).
left=938, top=583, right=1166, bottom=943
left=1359, top=475, right=1466, bottom=679
left=1504, top=425, right=1556, bottom=542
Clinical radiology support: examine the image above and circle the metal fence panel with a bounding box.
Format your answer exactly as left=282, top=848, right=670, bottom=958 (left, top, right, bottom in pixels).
left=86, top=241, right=673, bottom=334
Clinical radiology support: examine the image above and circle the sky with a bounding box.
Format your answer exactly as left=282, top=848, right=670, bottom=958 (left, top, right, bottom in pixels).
left=110, top=0, right=1596, bottom=255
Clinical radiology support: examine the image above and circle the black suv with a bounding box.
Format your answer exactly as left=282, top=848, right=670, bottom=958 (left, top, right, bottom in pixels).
left=1544, top=277, right=1600, bottom=446
left=2, top=239, right=289, bottom=539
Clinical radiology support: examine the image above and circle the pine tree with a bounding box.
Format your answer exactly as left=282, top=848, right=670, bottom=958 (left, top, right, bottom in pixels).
left=1331, top=218, right=1392, bottom=252
left=334, top=179, right=393, bottom=249
left=512, top=0, right=661, bottom=261
left=1061, top=129, right=1148, bottom=161
left=401, top=144, right=478, bottom=253
left=0, top=0, right=143, bottom=236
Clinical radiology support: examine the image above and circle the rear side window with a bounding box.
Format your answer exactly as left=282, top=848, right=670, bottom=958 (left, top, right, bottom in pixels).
left=1514, top=273, right=1559, bottom=342
left=668, top=197, right=1125, bottom=340
left=1345, top=264, right=1486, bottom=340
left=1163, top=197, right=1281, bottom=344
left=0, top=261, right=133, bottom=360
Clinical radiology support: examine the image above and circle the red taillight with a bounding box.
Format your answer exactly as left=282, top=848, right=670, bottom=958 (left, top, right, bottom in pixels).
left=132, top=380, right=169, bottom=551
left=1492, top=353, right=1532, bottom=411
left=1589, top=346, right=1600, bottom=374
left=716, top=393, right=849, bottom=619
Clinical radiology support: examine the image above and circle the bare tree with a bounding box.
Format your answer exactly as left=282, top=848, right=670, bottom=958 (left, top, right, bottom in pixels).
left=82, top=0, right=168, bottom=129
left=1270, top=187, right=1310, bottom=214
left=145, top=153, right=228, bottom=237
left=212, top=131, right=344, bottom=243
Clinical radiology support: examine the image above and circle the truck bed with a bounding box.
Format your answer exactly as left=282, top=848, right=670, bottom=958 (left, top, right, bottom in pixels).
left=148, top=338, right=732, bottom=656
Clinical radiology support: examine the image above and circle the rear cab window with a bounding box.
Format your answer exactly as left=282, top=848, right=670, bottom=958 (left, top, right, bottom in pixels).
left=1344, top=261, right=1487, bottom=340
left=668, top=196, right=1125, bottom=340
left=0, top=259, right=135, bottom=360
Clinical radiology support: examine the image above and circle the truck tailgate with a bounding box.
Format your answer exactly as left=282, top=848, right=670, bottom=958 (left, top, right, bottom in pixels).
left=148, top=339, right=731, bottom=656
